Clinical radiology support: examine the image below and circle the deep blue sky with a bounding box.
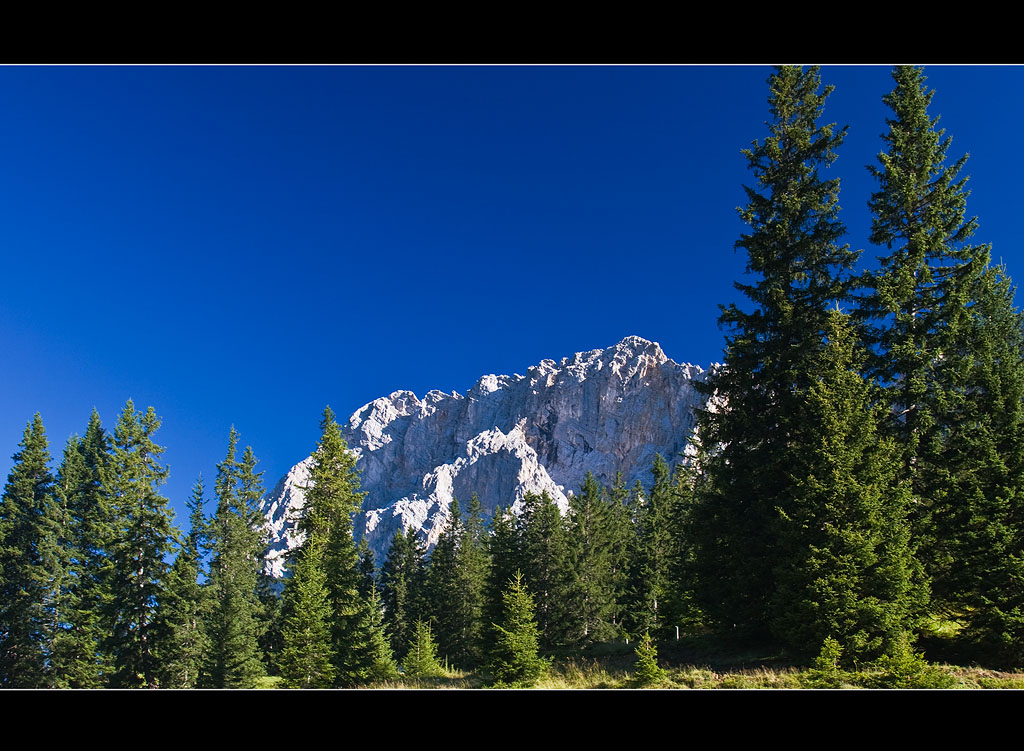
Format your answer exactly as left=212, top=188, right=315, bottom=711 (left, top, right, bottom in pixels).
left=2, top=65, right=1022, bottom=526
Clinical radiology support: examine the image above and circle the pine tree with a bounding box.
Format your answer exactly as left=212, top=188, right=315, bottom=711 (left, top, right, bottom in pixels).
left=425, top=495, right=490, bottom=668
left=426, top=498, right=464, bottom=662
left=205, top=430, right=267, bottom=687
left=769, top=309, right=925, bottom=661
left=49, top=434, right=91, bottom=687
left=859, top=68, right=1024, bottom=666
left=380, top=526, right=427, bottom=659
left=284, top=406, right=373, bottom=686
left=858, top=66, right=994, bottom=604
left=364, top=587, right=400, bottom=683
left=50, top=413, right=119, bottom=688
left=279, top=536, right=335, bottom=688
left=402, top=619, right=445, bottom=678
left=565, top=472, right=620, bottom=645
left=158, top=476, right=210, bottom=688
left=489, top=571, right=548, bottom=687
left=691, top=66, right=856, bottom=637
left=484, top=505, right=523, bottom=641
left=104, top=401, right=175, bottom=688
left=631, top=631, right=666, bottom=687
left=518, top=491, right=571, bottom=649
left=942, top=265, right=1024, bottom=666
left=0, top=414, right=59, bottom=687
left=625, top=456, right=674, bottom=639
left=457, top=494, right=490, bottom=666
left=68, top=410, right=116, bottom=684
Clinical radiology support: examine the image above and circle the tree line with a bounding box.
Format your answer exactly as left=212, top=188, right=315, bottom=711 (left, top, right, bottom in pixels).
left=2, top=65, right=1024, bottom=687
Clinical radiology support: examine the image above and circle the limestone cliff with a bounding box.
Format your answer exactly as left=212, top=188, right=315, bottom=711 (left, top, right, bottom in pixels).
left=262, top=335, right=711, bottom=575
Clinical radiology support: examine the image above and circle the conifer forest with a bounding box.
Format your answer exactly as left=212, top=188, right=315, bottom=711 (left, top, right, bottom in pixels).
left=4, top=65, right=1024, bottom=689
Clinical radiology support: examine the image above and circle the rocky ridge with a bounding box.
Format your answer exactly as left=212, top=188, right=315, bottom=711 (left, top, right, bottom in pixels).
left=261, top=336, right=711, bottom=575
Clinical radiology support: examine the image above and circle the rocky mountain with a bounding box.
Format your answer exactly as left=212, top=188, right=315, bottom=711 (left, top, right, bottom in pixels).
left=261, top=335, right=712, bottom=576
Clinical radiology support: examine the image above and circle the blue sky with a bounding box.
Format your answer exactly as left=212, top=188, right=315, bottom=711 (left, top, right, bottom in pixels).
left=2, top=65, right=1022, bottom=526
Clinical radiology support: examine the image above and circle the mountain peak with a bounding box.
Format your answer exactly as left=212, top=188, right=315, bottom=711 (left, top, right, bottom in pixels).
left=261, top=337, right=712, bottom=572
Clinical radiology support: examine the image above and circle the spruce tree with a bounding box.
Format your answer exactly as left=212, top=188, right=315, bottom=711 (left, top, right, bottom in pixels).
left=158, top=476, right=210, bottom=688
left=426, top=498, right=465, bottom=663
left=858, top=66, right=994, bottom=602
left=859, top=69, right=1024, bottom=666
left=565, top=472, right=620, bottom=645
left=70, top=410, right=116, bottom=684
left=484, top=505, right=523, bottom=640
left=205, top=430, right=267, bottom=687
left=287, top=406, right=373, bottom=686
left=364, top=586, right=400, bottom=683
left=489, top=570, right=548, bottom=687
left=769, top=309, right=925, bottom=661
left=942, top=265, right=1024, bottom=666
left=0, top=414, right=59, bottom=687
left=691, top=65, right=856, bottom=637
left=457, top=494, right=490, bottom=666
left=380, top=526, right=427, bottom=659
left=518, top=491, right=571, bottom=649
left=631, top=631, right=666, bottom=687
left=279, top=535, right=335, bottom=688
left=625, top=456, right=674, bottom=639
left=104, top=401, right=175, bottom=688
left=402, top=619, right=445, bottom=678
left=426, top=495, right=489, bottom=668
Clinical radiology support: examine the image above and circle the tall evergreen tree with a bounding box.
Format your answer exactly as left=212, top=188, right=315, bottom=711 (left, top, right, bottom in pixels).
left=691, top=65, right=856, bottom=637
left=279, top=535, right=335, bottom=688
left=624, top=456, right=675, bottom=639
left=0, top=414, right=59, bottom=687
left=565, top=472, right=620, bottom=645
left=69, top=410, right=116, bottom=684
left=380, top=526, right=427, bottom=660
left=49, top=418, right=117, bottom=688
left=158, top=476, right=210, bottom=688
left=287, top=406, right=373, bottom=686
left=518, top=491, right=571, bottom=649
left=770, top=309, right=926, bottom=661
left=426, top=495, right=489, bottom=668
left=104, top=401, right=175, bottom=688
left=205, top=430, right=267, bottom=687
left=857, top=69, right=1024, bottom=659
left=484, top=505, right=523, bottom=640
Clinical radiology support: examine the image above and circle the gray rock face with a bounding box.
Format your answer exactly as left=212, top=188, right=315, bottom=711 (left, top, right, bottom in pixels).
left=261, top=335, right=711, bottom=576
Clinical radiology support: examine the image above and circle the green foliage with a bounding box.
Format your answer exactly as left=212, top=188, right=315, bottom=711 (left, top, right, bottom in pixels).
left=279, top=538, right=335, bottom=688
left=104, top=401, right=175, bottom=688
left=380, top=526, right=428, bottom=659
left=519, top=491, right=571, bottom=648
left=204, top=431, right=267, bottom=687
left=770, top=310, right=926, bottom=660
left=402, top=620, right=445, bottom=678
left=364, top=587, right=400, bottom=682
left=625, top=457, right=674, bottom=639
left=801, top=636, right=845, bottom=688
left=565, top=472, right=622, bottom=646
left=866, top=633, right=958, bottom=689
left=631, top=631, right=666, bottom=687
left=156, top=476, right=210, bottom=688
left=489, top=571, right=549, bottom=687
left=283, top=406, right=374, bottom=687
left=0, top=414, right=59, bottom=687
left=484, top=505, right=522, bottom=640
left=691, top=66, right=857, bottom=637
left=427, top=496, right=489, bottom=668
